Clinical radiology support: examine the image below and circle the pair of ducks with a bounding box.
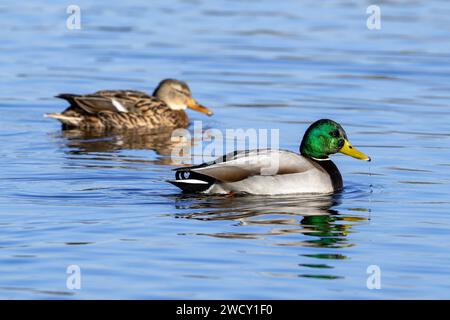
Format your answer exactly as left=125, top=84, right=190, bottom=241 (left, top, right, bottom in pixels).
left=47, top=79, right=370, bottom=195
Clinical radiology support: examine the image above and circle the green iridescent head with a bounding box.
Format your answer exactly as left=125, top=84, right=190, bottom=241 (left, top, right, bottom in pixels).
left=300, top=119, right=370, bottom=161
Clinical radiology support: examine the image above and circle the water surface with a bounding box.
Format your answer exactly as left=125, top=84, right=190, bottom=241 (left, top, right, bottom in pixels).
left=1, top=0, right=450, bottom=299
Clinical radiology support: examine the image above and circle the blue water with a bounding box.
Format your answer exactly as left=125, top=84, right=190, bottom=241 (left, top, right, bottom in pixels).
left=1, top=0, right=450, bottom=299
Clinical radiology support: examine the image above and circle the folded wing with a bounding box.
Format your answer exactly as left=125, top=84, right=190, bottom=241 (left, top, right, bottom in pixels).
left=55, top=90, right=152, bottom=114
left=174, top=149, right=314, bottom=185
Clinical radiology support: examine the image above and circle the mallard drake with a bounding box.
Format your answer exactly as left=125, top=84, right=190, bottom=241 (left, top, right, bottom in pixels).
left=46, top=79, right=212, bottom=130
left=169, top=119, right=370, bottom=195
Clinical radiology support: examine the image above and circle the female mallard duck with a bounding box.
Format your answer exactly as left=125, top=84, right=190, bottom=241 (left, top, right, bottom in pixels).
left=46, top=79, right=212, bottom=130
left=169, top=119, right=370, bottom=195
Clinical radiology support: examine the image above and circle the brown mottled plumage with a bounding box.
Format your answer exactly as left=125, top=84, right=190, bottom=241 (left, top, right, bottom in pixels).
left=46, top=79, right=213, bottom=131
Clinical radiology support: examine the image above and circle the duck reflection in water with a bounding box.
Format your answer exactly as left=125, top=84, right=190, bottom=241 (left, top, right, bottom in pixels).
left=172, top=192, right=369, bottom=279
left=58, top=127, right=194, bottom=166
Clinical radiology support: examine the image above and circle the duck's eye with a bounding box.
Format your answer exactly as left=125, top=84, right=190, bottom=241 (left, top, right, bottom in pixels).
left=174, top=88, right=188, bottom=96
left=329, top=130, right=340, bottom=138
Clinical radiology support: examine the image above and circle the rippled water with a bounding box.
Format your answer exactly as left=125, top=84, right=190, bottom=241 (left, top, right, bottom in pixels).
left=1, top=0, right=450, bottom=299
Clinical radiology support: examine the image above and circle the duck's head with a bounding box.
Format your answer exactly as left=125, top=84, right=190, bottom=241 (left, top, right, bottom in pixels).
left=300, top=119, right=370, bottom=161
left=153, top=79, right=213, bottom=116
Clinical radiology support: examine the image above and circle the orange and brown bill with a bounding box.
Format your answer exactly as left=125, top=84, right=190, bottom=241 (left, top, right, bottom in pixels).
left=187, top=98, right=213, bottom=116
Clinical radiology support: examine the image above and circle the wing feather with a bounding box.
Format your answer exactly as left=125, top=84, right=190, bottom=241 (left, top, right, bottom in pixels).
left=189, top=149, right=314, bottom=183
left=72, top=96, right=138, bottom=114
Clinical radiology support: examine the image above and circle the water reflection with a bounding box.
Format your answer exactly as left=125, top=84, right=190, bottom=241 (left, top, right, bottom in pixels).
left=172, top=193, right=369, bottom=279
left=173, top=193, right=338, bottom=217
left=57, top=128, right=192, bottom=165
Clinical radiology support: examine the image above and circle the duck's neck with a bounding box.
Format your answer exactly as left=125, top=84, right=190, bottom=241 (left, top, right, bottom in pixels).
left=310, top=157, right=343, bottom=192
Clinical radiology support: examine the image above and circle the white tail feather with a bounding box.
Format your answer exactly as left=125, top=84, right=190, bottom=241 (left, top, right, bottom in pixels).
left=44, top=113, right=82, bottom=127
left=172, top=179, right=208, bottom=184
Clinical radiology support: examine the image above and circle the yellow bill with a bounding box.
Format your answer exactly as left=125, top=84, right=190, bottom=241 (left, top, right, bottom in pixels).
left=339, top=139, right=371, bottom=161
left=187, top=98, right=213, bottom=116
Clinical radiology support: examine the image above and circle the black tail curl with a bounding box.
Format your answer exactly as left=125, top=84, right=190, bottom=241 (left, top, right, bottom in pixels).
left=168, top=169, right=216, bottom=193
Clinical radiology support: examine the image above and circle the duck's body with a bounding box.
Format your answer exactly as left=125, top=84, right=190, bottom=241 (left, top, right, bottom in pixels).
left=46, top=79, right=212, bottom=131
left=49, top=90, right=189, bottom=130
left=170, top=149, right=342, bottom=195
left=169, top=119, right=370, bottom=195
